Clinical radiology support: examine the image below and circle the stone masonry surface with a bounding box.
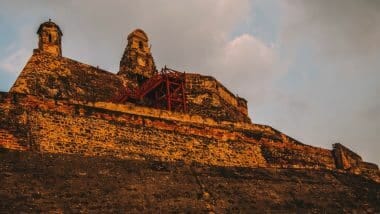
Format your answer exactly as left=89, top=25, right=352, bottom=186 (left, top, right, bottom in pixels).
left=0, top=93, right=378, bottom=182
left=11, top=51, right=250, bottom=123
left=1, top=21, right=380, bottom=212
left=1, top=150, right=379, bottom=213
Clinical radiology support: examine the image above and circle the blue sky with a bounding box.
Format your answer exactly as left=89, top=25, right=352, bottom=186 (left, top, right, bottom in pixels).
left=0, top=0, right=379, bottom=164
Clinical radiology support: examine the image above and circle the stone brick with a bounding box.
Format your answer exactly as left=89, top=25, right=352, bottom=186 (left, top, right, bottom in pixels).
left=0, top=20, right=379, bottom=211
left=1, top=20, right=379, bottom=183
left=0, top=93, right=378, bottom=182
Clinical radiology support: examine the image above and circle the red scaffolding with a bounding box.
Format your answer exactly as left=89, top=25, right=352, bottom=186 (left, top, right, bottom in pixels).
left=112, top=66, right=187, bottom=112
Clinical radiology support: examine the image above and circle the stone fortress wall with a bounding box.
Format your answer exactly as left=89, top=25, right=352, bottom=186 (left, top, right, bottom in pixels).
left=10, top=51, right=250, bottom=123
left=10, top=20, right=251, bottom=124
left=185, top=73, right=249, bottom=123
left=186, top=74, right=248, bottom=113
left=2, top=20, right=379, bottom=184
left=0, top=92, right=378, bottom=182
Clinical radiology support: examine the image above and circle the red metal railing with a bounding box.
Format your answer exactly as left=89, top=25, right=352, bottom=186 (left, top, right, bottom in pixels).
left=111, top=66, right=187, bottom=112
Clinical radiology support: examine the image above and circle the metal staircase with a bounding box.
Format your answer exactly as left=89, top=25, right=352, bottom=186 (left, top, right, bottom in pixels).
left=112, top=67, right=187, bottom=112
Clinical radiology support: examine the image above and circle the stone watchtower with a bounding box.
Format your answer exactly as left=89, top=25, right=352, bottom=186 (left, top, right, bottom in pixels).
left=118, top=29, right=156, bottom=83
left=36, top=19, right=63, bottom=57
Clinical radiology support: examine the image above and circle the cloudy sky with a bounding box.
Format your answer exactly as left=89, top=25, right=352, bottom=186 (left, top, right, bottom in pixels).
left=0, top=0, right=379, bottom=164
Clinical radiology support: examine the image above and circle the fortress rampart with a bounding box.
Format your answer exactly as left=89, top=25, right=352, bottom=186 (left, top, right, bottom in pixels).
left=0, top=92, right=378, bottom=182
left=1, top=20, right=379, bottom=185
left=186, top=74, right=249, bottom=120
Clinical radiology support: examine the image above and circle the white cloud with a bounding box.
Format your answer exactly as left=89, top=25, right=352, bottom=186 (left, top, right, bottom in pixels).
left=280, top=0, right=380, bottom=65
left=224, top=34, right=275, bottom=67
left=204, top=33, right=284, bottom=107
left=0, top=0, right=284, bottom=122
left=0, top=0, right=250, bottom=72
left=276, top=0, right=380, bottom=164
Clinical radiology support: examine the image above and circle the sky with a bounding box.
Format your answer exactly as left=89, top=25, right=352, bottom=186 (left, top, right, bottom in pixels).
left=0, top=0, right=379, bottom=164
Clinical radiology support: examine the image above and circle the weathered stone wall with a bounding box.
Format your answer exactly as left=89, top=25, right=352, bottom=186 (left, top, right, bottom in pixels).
left=333, top=143, right=379, bottom=181
left=333, top=143, right=362, bottom=170
left=1, top=150, right=379, bottom=213
left=10, top=52, right=249, bottom=123
left=186, top=74, right=250, bottom=123
left=0, top=129, right=25, bottom=151
left=10, top=51, right=125, bottom=103
left=23, top=99, right=266, bottom=167
left=0, top=93, right=30, bottom=150
left=261, top=141, right=335, bottom=169
left=0, top=94, right=338, bottom=168
left=0, top=93, right=378, bottom=181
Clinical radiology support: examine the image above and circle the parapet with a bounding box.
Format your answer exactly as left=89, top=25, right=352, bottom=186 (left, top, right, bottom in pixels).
left=186, top=73, right=250, bottom=123
left=333, top=143, right=362, bottom=170
left=333, top=143, right=379, bottom=181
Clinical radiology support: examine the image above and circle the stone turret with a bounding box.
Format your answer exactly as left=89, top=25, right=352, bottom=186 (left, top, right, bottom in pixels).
left=118, top=29, right=156, bottom=83
left=36, top=19, right=63, bottom=57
